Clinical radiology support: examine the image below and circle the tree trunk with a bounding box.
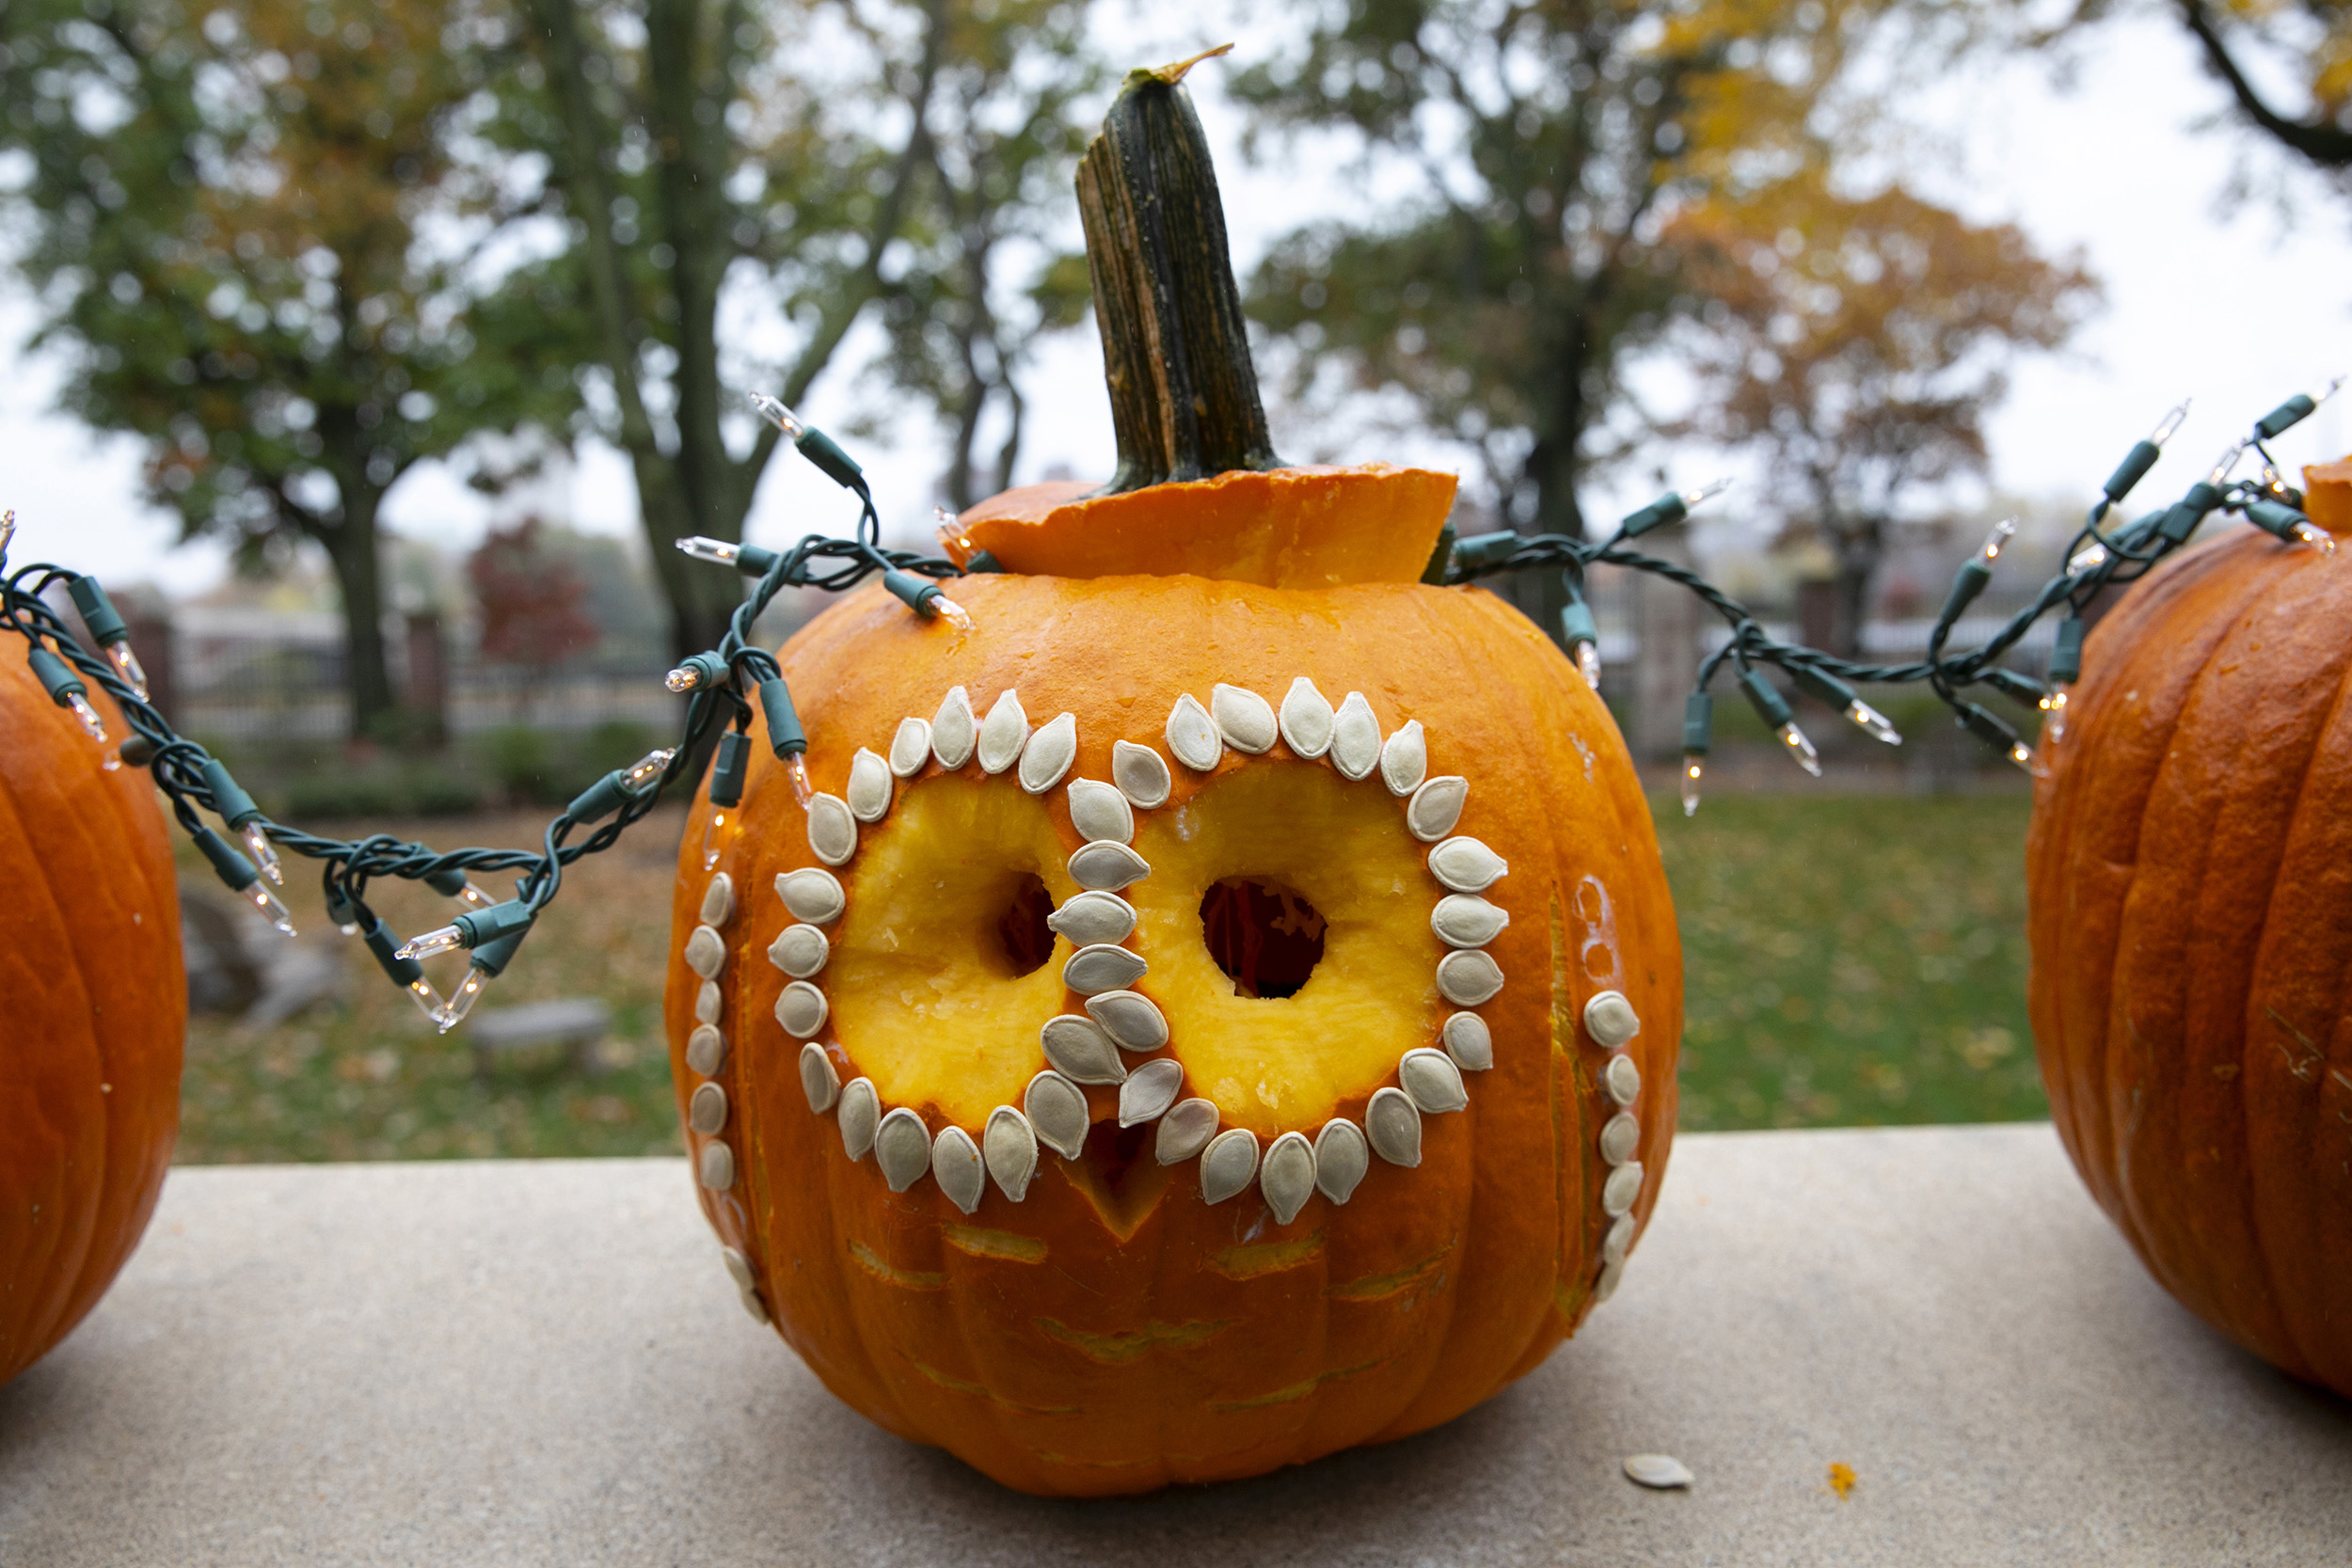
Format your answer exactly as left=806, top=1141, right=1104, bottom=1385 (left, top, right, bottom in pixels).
left=310, top=492, right=397, bottom=741
left=1828, top=515, right=1885, bottom=659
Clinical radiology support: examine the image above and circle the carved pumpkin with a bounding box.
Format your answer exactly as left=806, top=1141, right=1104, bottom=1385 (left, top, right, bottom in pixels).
left=0, top=653, right=183, bottom=1386
left=663, top=464, right=1682, bottom=1494
left=2026, top=456, right=2352, bottom=1397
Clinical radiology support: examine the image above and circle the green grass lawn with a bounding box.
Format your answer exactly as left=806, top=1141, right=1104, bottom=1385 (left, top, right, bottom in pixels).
left=173, top=792, right=2044, bottom=1164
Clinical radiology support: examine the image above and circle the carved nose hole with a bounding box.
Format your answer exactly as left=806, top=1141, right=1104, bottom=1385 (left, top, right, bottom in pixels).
left=1200, top=878, right=1326, bottom=999
left=995, top=873, right=1057, bottom=977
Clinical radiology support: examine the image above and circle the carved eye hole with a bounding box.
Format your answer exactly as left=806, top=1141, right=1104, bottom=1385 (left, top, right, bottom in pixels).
left=993, top=873, right=1058, bottom=979
left=1199, top=878, right=1326, bottom=999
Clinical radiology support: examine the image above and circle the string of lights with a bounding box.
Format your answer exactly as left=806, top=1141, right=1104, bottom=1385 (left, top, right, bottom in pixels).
left=0, top=380, right=2335, bottom=1027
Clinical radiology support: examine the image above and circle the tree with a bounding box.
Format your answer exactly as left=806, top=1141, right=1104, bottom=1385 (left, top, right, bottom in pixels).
left=469, top=515, right=600, bottom=713
left=1665, top=175, right=2100, bottom=653
left=2169, top=0, right=2352, bottom=170
left=0, top=0, right=561, bottom=737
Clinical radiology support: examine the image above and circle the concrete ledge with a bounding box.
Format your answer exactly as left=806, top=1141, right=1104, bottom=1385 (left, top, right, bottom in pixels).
left=2, top=1125, right=2345, bottom=1566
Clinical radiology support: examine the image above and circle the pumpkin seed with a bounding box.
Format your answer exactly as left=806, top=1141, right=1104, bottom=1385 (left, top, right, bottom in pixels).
left=930, top=686, right=977, bottom=768
left=1436, top=949, right=1505, bottom=1006
left=1154, top=1098, right=1219, bottom=1164
left=1431, top=893, right=1509, bottom=949
left=1165, top=694, right=1222, bottom=771
left=1211, top=682, right=1278, bottom=753
left=686, top=1024, right=726, bottom=1077
left=1400, top=1047, right=1470, bottom=1114
left=977, top=689, right=1030, bottom=774
left=1040, top=1015, right=1126, bottom=1084
left=738, top=1285, right=771, bottom=1325
left=1602, top=1212, right=1635, bottom=1266
left=1118, top=1056, right=1184, bottom=1126
left=1605, top=1053, right=1641, bottom=1105
left=1279, top=676, right=1335, bottom=758
left=931, top=1126, right=985, bottom=1214
left=682, top=924, right=726, bottom=980
left=1366, top=1086, right=1422, bottom=1166
left=689, top=1081, right=728, bottom=1134
left=1441, top=1010, right=1493, bottom=1071
left=1380, top=719, right=1427, bottom=795
left=1023, top=1071, right=1089, bottom=1160
left=768, top=923, right=829, bottom=979
left=1601, top=1161, right=1643, bottom=1217
left=1062, top=942, right=1148, bottom=995
left=700, top=872, right=736, bottom=927
left=846, top=748, right=892, bottom=823
left=805, top=793, right=857, bottom=866
left=1406, top=775, right=1468, bottom=841
left=1313, top=1118, right=1369, bottom=1203
left=1200, top=1128, right=1261, bottom=1203
left=983, top=1105, right=1039, bottom=1201
left=1593, top=1256, right=1627, bottom=1304
left=1020, top=711, right=1078, bottom=794
left=1068, top=840, right=1150, bottom=892
left=875, top=1107, right=931, bottom=1192
left=1046, top=890, right=1136, bottom=947
left=775, top=866, right=845, bottom=925
left=1084, top=988, right=1167, bottom=1051
left=1427, top=835, right=1508, bottom=893
left=798, top=1043, right=839, bottom=1114
left=1584, top=990, right=1640, bottom=1048
left=837, top=1077, right=880, bottom=1160
left=1065, top=778, right=1134, bottom=844
left=1112, top=739, right=1172, bottom=808
left=698, top=1140, right=735, bottom=1190
left=1260, top=1132, right=1316, bottom=1224
left=888, top=716, right=932, bottom=777
left=1599, top=1111, right=1641, bottom=1166
left=694, top=980, right=723, bottom=1025
left=1622, top=1453, right=1691, bottom=1490
left=720, top=1246, right=756, bottom=1291
left=774, top=980, right=829, bottom=1038
left=1330, top=692, right=1382, bottom=780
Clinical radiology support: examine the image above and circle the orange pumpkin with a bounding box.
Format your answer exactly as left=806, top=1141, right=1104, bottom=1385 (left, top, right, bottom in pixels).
left=0, top=652, right=184, bottom=1386
left=664, top=466, right=1682, bottom=1495
left=2026, top=457, right=2352, bottom=1396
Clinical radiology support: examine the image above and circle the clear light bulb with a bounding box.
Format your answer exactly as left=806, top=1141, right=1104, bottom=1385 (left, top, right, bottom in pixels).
left=1679, top=477, right=1734, bottom=511
left=1776, top=721, right=1823, bottom=778
left=2148, top=400, right=2190, bottom=445
left=1680, top=755, right=1704, bottom=817
left=242, top=821, right=283, bottom=885
left=2041, top=687, right=2071, bottom=749
left=927, top=594, right=976, bottom=634
left=2293, top=520, right=2337, bottom=555
left=246, top=881, right=296, bottom=937
left=701, top=808, right=728, bottom=871
left=104, top=642, right=151, bottom=703
left=932, top=504, right=963, bottom=546
left=676, top=536, right=744, bottom=567
left=449, top=880, right=494, bottom=911
left=785, top=752, right=814, bottom=809
left=2307, top=373, right=2345, bottom=409
left=2209, top=440, right=2247, bottom=486
left=405, top=977, right=447, bottom=1026
left=437, top=969, right=491, bottom=1033
left=2066, top=542, right=2110, bottom=578
left=1574, top=641, right=1602, bottom=690
left=623, top=748, right=676, bottom=793
left=2005, top=740, right=2034, bottom=772
left=396, top=923, right=467, bottom=962
left=1976, top=516, right=2019, bottom=566
left=748, top=392, right=805, bottom=439
left=338, top=916, right=363, bottom=937
left=65, top=691, right=107, bottom=743
left=1845, top=699, right=1901, bottom=745
left=0, top=509, right=14, bottom=556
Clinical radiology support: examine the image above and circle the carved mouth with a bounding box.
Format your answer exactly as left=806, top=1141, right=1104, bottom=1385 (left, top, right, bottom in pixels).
left=1061, top=1117, right=1174, bottom=1240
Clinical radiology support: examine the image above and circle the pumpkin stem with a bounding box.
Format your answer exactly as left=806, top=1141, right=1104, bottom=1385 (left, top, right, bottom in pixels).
left=1076, top=47, right=1282, bottom=494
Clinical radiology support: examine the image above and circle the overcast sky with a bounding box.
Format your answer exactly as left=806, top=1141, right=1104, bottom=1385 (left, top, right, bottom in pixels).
left=6, top=8, right=2350, bottom=596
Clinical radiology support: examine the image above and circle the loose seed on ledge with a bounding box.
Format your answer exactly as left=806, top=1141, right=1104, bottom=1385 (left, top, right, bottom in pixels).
left=1279, top=676, right=1334, bottom=758
left=683, top=924, right=727, bottom=980
left=1068, top=841, right=1150, bottom=893
left=977, top=689, right=1030, bottom=774
left=1602, top=1161, right=1644, bottom=1217
left=1330, top=692, right=1381, bottom=780
left=1112, top=739, right=1172, bottom=808
left=1024, top=1071, right=1090, bottom=1160
left=1047, top=890, right=1136, bottom=947
left=1431, top=893, right=1509, bottom=948
left=774, top=980, right=829, bottom=1038
left=1200, top=1128, right=1260, bottom=1203
left=888, top=716, right=932, bottom=777
left=1366, top=1086, right=1422, bottom=1166
left=799, top=1043, right=840, bottom=1113
left=1441, top=1011, right=1493, bottom=1071
left=1084, top=988, right=1167, bottom=1051
left=1062, top=942, right=1148, bottom=995
left=1427, top=836, right=1508, bottom=894
left=690, top=1081, right=729, bottom=1134
left=846, top=748, right=892, bottom=823
left=1380, top=720, right=1427, bottom=796
left=931, top=686, right=977, bottom=768
left=700, top=872, right=736, bottom=927
left=1066, top=778, right=1135, bottom=844
left=775, top=866, right=845, bottom=925
left=1041, top=1015, right=1126, bottom=1084
left=1400, top=1048, right=1470, bottom=1114
left=1313, top=1118, right=1369, bottom=1203
left=1155, top=1098, right=1219, bottom=1164
left=686, top=1024, right=726, bottom=1077
left=984, top=1105, right=1039, bottom=1200
left=931, top=1126, right=985, bottom=1214
left=1019, top=711, right=1078, bottom=794
left=1261, top=1132, right=1315, bottom=1224
left=838, top=1078, right=880, bottom=1159
left=805, top=793, right=857, bottom=866
left=1585, top=990, right=1640, bottom=1048
left=1406, top=775, right=1468, bottom=841
left=1166, top=693, right=1222, bottom=772
left=1436, top=949, right=1505, bottom=1006
left=876, top=1108, right=931, bottom=1192
left=1599, top=1111, right=1641, bottom=1166
left=1118, top=1056, right=1184, bottom=1126
left=1605, top=1054, right=1641, bottom=1105
left=769, top=923, right=829, bottom=979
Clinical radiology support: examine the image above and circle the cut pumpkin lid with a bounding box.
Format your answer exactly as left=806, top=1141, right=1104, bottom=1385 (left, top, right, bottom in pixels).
left=2302, top=455, right=2352, bottom=534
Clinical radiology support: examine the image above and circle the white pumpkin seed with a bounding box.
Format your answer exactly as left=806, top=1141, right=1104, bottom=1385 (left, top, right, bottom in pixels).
left=700, top=872, right=736, bottom=927
left=983, top=1106, right=1039, bottom=1200
left=1040, top=1015, right=1126, bottom=1084
left=930, top=686, right=977, bottom=768
left=888, top=716, right=932, bottom=777
left=1261, top=1132, right=1316, bottom=1224
left=1330, top=692, right=1382, bottom=780
left=1211, top=683, right=1278, bottom=753
left=931, top=1126, right=985, bottom=1214
left=1593, top=1256, right=1627, bottom=1304
left=1400, top=1047, right=1470, bottom=1114
left=1602, top=1212, right=1636, bottom=1266
left=1584, top=990, right=1640, bottom=1048
left=682, top=924, right=726, bottom=980
left=1431, top=893, right=1510, bottom=949
left=1046, top=890, right=1136, bottom=947
left=1200, top=1128, right=1261, bottom=1203
left=1605, top=1053, right=1642, bottom=1105
left=1068, top=841, right=1150, bottom=893
left=689, top=1081, right=728, bottom=1135
left=738, top=1285, right=771, bottom=1325
left=1601, top=1161, right=1644, bottom=1217
left=1406, top=775, right=1468, bottom=841
left=768, top=923, right=829, bottom=979
left=1437, top=949, right=1505, bottom=1006
left=1166, top=694, right=1223, bottom=771
left=837, top=1078, right=880, bottom=1160
left=1065, top=778, right=1134, bottom=844
left=698, top=1140, right=735, bottom=1191
left=720, top=1246, right=756, bottom=1291
left=1313, top=1119, right=1369, bottom=1203
left=1118, top=1056, right=1184, bottom=1126
left=1380, top=719, right=1427, bottom=795
left=1154, top=1098, right=1219, bottom=1164
left=1062, top=942, right=1148, bottom=995
left=1019, top=711, right=1077, bottom=794
left=1427, top=835, right=1509, bottom=893
left=798, top=1043, right=839, bottom=1113
left=1623, top=1453, right=1691, bottom=1490
left=775, top=866, right=845, bottom=925
left=1365, top=1086, right=1422, bottom=1166
left=1599, top=1111, right=1641, bottom=1166
left=774, top=980, right=828, bottom=1038
left=694, top=980, right=723, bottom=1025
left=805, top=793, right=857, bottom=866
left=1112, top=739, right=1172, bottom=808
left=1278, top=676, right=1334, bottom=758
left=1441, top=1011, right=1493, bottom=1071
left=875, top=1108, right=931, bottom=1192
left=977, top=689, right=1030, bottom=774
left=686, top=1024, right=726, bottom=1077
left=1084, top=989, right=1168, bottom=1051
left=846, top=748, right=892, bottom=823
left=1023, top=1071, right=1089, bottom=1160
